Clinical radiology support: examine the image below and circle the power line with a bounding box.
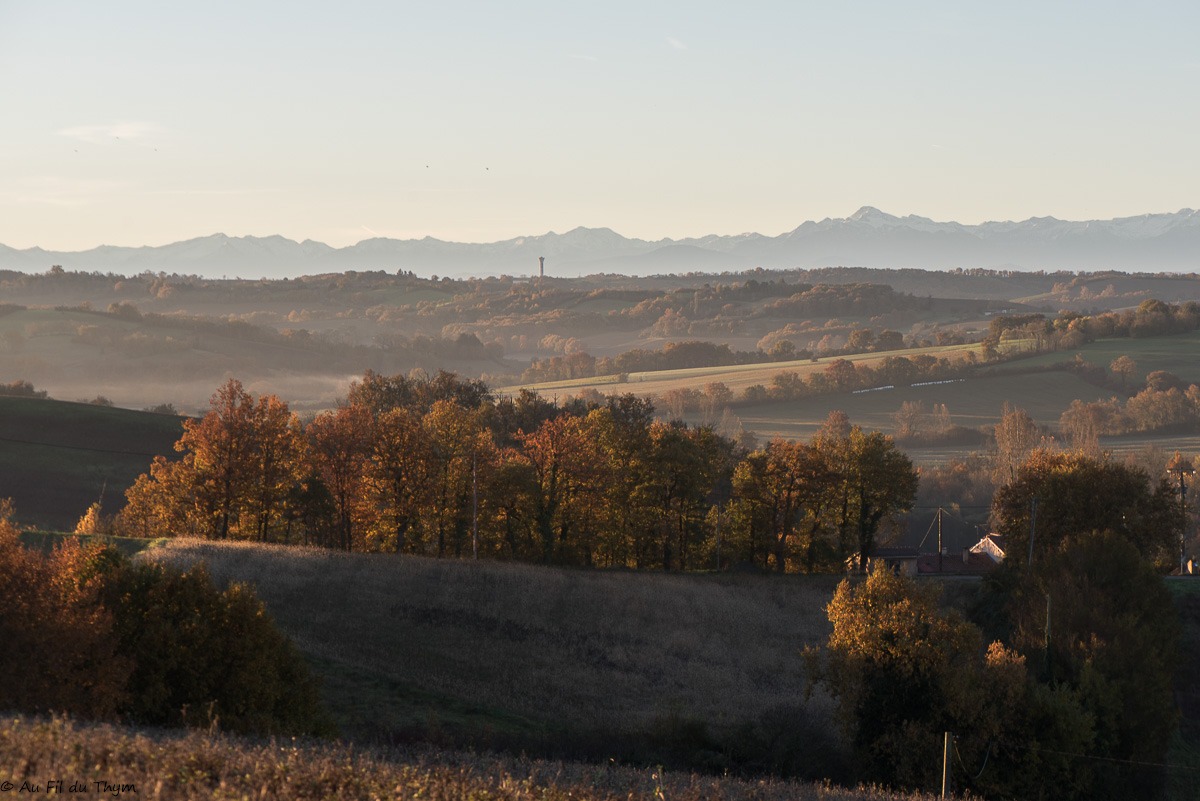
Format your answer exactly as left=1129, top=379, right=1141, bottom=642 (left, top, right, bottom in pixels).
left=988, top=739, right=1200, bottom=774
left=0, top=434, right=165, bottom=459
left=954, top=740, right=992, bottom=781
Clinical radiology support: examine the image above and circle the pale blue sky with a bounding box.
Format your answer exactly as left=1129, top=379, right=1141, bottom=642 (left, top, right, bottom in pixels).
left=2, top=1, right=1197, bottom=250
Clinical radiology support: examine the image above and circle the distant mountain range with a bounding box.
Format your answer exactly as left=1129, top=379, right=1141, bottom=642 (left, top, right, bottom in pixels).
left=3, top=207, right=1198, bottom=279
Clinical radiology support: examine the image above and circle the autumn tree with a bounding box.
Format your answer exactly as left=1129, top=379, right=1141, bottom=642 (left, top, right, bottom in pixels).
left=179, top=379, right=258, bottom=540
left=991, top=448, right=1178, bottom=568
left=90, top=548, right=330, bottom=736
left=742, top=439, right=838, bottom=572
left=984, top=531, right=1180, bottom=799
left=117, top=455, right=200, bottom=538
left=515, top=413, right=604, bottom=564
left=423, top=399, right=496, bottom=558
left=243, top=393, right=308, bottom=542
left=727, top=450, right=773, bottom=568
left=307, top=403, right=374, bottom=550
left=892, top=400, right=928, bottom=441
left=815, top=417, right=918, bottom=569
left=1058, top=397, right=1126, bottom=455
left=581, top=400, right=656, bottom=567
left=359, top=407, right=436, bottom=552
left=1109, top=354, right=1137, bottom=389
left=811, top=569, right=1002, bottom=790
left=699, top=381, right=733, bottom=425
left=119, top=380, right=307, bottom=542
left=0, top=510, right=130, bottom=718
left=347, top=368, right=491, bottom=417
left=991, top=402, right=1042, bottom=484
left=643, top=422, right=735, bottom=571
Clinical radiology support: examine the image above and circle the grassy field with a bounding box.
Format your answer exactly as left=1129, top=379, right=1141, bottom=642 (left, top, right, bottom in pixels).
left=143, top=539, right=842, bottom=764
left=724, top=369, right=1116, bottom=447
left=0, top=396, right=184, bottom=531
left=0, top=715, right=941, bottom=801
left=1017, top=331, right=1200, bottom=384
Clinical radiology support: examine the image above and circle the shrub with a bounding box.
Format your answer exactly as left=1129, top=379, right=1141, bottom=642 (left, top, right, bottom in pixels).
left=95, top=556, right=332, bottom=736
left=0, top=508, right=328, bottom=737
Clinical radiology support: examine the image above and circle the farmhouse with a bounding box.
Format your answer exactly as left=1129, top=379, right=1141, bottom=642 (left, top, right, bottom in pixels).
left=915, top=532, right=1005, bottom=575
left=858, top=546, right=919, bottom=576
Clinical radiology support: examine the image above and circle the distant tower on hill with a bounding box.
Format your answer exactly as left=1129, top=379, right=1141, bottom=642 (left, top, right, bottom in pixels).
left=539, top=256, right=545, bottom=279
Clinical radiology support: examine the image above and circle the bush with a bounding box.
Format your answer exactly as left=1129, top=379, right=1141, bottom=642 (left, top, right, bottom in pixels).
left=0, top=510, right=328, bottom=737
left=95, top=556, right=332, bottom=736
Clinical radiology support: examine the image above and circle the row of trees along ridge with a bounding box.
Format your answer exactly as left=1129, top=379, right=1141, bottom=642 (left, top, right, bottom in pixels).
left=115, top=373, right=917, bottom=572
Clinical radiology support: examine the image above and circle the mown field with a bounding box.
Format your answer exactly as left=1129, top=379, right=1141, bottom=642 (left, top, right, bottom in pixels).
left=0, top=396, right=184, bottom=530
left=144, top=539, right=842, bottom=766
left=501, top=342, right=984, bottom=398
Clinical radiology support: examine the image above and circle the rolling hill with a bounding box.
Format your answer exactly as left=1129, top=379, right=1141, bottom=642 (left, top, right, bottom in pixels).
left=144, top=538, right=842, bottom=766
left=0, top=396, right=184, bottom=530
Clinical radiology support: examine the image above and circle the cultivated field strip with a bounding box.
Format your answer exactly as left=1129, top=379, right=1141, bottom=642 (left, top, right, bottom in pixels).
left=500, top=343, right=983, bottom=397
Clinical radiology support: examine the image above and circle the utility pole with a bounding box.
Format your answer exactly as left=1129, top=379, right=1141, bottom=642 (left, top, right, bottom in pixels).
left=941, top=731, right=954, bottom=798
left=1027, top=496, right=1039, bottom=566
left=936, top=507, right=943, bottom=573
left=472, top=450, right=479, bottom=560
left=1043, top=592, right=1052, bottom=676
left=714, top=503, right=722, bottom=571
left=1168, top=453, right=1193, bottom=575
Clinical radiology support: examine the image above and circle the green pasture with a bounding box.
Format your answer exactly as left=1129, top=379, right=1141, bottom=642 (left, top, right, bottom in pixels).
left=18, top=530, right=165, bottom=557
left=729, top=369, right=1115, bottom=444
left=0, top=397, right=184, bottom=530
left=1018, top=331, right=1200, bottom=384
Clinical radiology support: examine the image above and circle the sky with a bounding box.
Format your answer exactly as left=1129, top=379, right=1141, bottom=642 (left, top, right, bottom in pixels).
left=2, top=1, right=1198, bottom=251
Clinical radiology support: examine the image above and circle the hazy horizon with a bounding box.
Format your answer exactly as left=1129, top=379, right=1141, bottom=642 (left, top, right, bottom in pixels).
left=3, top=204, right=1200, bottom=254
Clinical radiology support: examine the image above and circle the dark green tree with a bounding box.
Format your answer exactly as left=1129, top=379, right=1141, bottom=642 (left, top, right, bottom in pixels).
left=991, top=449, right=1177, bottom=569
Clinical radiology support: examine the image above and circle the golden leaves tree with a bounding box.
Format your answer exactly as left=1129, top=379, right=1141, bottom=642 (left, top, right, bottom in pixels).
left=815, top=418, right=918, bottom=569
left=991, top=448, right=1177, bottom=568
left=423, top=399, right=497, bottom=558
left=517, top=413, right=607, bottom=565
left=359, top=406, right=436, bottom=552
left=307, top=403, right=374, bottom=551
left=118, top=379, right=307, bottom=541
left=812, top=568, right=990, bottom=789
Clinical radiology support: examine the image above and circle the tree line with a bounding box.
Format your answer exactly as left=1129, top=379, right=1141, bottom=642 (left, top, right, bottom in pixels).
left=112, top=372, right=917, bottom=572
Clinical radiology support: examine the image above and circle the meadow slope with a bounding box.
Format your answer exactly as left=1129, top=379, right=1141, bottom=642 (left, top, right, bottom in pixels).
left=144, top=540, right=841, bottom=759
